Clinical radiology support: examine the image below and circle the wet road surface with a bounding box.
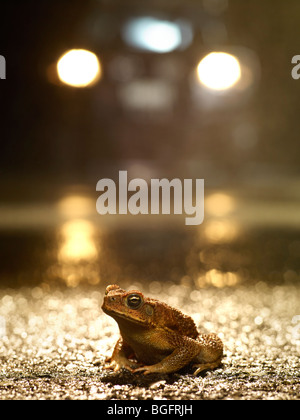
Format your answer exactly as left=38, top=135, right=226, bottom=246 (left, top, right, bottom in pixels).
left=0, top=281, right=299, bottom=400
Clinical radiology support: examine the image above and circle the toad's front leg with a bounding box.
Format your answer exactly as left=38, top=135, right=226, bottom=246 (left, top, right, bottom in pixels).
left=191, top=333, right=223, bottom=374
left=133, top=336, right=201, bottom=375
left=104, top=338, right=140, bottom=372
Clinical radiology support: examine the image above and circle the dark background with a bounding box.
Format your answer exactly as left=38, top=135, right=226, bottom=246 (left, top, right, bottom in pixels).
left=1, top=0, right=300, bottom=187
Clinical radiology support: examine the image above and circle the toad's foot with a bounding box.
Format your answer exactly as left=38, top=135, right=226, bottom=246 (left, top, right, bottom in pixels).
left=104, top=356, right=141, bottom=373
left=104, top=360, right=125, bottom=372
left=132, top=365, right=157, bottom=375
left=192, top=357, right=223, bottom=375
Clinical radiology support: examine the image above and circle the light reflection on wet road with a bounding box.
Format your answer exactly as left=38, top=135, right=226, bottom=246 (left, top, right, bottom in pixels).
left=0, top=189, right=300, bottom=289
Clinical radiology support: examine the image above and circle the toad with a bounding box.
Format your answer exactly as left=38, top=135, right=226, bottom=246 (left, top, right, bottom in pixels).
left=102, top=284, right=223, bottom=375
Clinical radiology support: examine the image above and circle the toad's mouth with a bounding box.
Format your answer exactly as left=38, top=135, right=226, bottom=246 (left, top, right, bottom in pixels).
left=102, top=306, right=149, bottom=326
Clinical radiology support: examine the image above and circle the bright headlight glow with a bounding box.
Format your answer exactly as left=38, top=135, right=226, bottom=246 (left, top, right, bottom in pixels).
left=57, top=49, right=101, bottom=87
left=197, top=52, right=241, bottom=90
left=122, top=17, right=182, bottom=53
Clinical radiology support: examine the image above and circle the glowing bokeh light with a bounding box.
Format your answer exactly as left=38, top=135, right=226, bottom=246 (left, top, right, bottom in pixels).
left=57, top=195, right=95, bottom=218
left=204, top=269, right=239, bottom=288
left=122, top=17, right=182, bottom=53
left=59, top=219, right=98, bottom=262
left=197, top=52, right=241, bottom=90
left=204, top=220, right=239, bottom=244
left=57, top=49, right=101, bottom=87
left=205, top=193, right=236, bottom=217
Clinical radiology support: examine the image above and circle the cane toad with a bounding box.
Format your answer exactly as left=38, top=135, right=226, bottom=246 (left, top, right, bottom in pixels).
left=102, top=284, right=223, bottom=375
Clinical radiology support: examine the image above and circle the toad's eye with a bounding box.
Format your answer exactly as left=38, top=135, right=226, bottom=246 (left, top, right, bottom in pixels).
left=126, top=294, right=142, bottom=309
